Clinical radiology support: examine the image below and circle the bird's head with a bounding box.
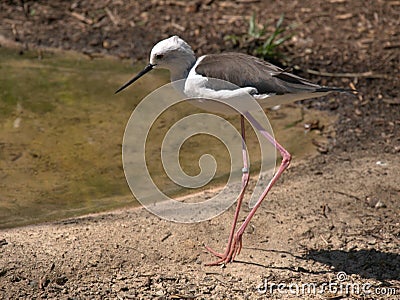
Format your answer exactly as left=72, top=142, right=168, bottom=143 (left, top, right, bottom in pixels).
left=149, top=35, right=195, bottom=70
left=115, top=36, right=195, bottom=94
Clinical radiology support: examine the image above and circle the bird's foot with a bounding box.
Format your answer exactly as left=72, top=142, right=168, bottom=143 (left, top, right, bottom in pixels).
left=204, top=245, right=224, bottom=258
left=204, top=234, right=243, bottom=266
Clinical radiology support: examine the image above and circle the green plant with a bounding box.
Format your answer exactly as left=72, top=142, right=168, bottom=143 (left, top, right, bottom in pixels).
left=248, top=13, right=266, bottom=39
left=225, top=13, right=294, bottom=61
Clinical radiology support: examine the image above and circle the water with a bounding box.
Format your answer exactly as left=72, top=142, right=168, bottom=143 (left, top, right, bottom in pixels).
left=0, top=47, right=336, bottom=228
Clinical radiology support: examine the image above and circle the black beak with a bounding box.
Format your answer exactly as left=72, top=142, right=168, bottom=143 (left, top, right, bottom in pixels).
left=115, top=63, right=154, bottom=94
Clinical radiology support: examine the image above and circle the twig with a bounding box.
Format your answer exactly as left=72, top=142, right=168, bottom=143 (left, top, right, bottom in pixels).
left=332, top=190, right=361, bottom=201
left=306, top=69, right=391, bottom=80
left=11, top=23, right=18, bottom=38
left=170, top=294, right=196, bottom=299
left=170, top=22, right=185, bottom=31
left=384, top=43, right=400, bottom=50
left=163, top=0, right=187, bottom=6
left=383, top=98, right=400, bottom=105
left=335, top=13, right=353, bottom=20
left=161, top=232, right=172, bottom=242
left=208, top=274, right=228, bottom=286
left=70, top=11, right=93, bottom=25
left=236, top=0, right=260, bottom=3
left=105, top=7, right=119, bottom=26
left=319, top=234, right=329, bottom=245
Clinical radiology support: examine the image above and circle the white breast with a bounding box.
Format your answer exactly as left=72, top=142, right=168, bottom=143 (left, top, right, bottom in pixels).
left=184, top=56, right=258, bottom=115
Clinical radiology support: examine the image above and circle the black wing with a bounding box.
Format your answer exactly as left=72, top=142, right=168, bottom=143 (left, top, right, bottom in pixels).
left=195, top=53, right=328, bottom=94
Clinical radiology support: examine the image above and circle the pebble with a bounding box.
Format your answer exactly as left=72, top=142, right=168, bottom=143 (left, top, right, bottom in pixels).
left=374, top=200, right=386, bottom=208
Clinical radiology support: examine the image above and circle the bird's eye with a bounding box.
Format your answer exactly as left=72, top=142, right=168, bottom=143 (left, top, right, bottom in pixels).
left=155, top=54, right=164, bottom=60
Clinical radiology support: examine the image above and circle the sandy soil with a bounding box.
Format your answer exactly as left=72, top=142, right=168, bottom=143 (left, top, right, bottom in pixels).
left=1, top=152, right=399, bottom=299
left=0, top=0, right=399, bottom=299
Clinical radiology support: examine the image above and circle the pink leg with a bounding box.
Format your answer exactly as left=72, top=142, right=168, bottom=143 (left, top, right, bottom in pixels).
left=232, top=111, right=291, bottom=256
left=205, top=115, right=250, bottom=265
left=206, top=111, right=292, bottom=265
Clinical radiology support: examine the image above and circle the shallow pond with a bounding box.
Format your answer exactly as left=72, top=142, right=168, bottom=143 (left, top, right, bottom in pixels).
left=0, top=47, right=335, bottom=228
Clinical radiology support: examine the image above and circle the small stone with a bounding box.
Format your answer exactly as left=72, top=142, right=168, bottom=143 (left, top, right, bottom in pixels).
left=366, top=196, right=387, bottom=209
left=374, top=200, right=386, bottom=209
left=55, top=276, right=68, bottom=286
left=366, top=197, right=378, bottom=208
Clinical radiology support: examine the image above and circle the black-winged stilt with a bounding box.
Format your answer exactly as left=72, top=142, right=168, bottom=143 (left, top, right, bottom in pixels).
left=116, top=35, right=351, bottom=266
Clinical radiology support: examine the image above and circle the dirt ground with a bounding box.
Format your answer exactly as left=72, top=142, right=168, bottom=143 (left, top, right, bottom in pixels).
left=0, top=0, right=399, bottom=299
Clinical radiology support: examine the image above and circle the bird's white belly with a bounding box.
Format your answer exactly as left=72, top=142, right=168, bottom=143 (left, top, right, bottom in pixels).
left=186, top=98, right=239, bottom=115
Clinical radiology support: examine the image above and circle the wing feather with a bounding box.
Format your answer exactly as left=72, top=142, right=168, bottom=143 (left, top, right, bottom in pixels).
left=195, top=53, right=324, bottom=94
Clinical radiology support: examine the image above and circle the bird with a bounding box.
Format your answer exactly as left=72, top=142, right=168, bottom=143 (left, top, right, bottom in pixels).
left=115, top=35, right=352, bottom=266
